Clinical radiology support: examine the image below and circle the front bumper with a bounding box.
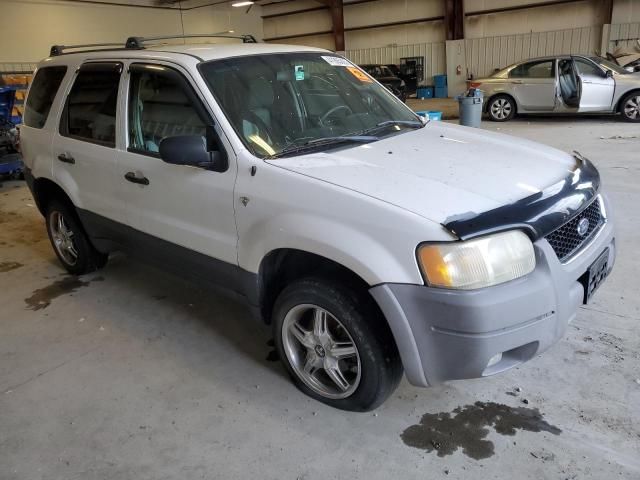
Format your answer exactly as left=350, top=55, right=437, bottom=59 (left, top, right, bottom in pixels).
left=370, top=217, right=616, bottom=387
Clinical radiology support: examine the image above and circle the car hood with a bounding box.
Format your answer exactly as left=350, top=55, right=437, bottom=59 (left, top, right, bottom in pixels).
left=266, top=121, right=577, bottom=225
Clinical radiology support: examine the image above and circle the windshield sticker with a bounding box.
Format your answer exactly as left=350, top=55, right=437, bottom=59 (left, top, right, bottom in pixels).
left=346, top=66, right=373, bottom=83
left=321, top=56, right=353, bottom=67
left=295, top=65, right=305, bottom=81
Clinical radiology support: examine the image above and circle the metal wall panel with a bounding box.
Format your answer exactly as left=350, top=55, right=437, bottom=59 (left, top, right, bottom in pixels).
left=345, top=42, right=446, bottom=83
left=608, top=22, right=640, bottom=52
left=0, top=63, right=37, bottom=74
left=465, top=26, right=602, bottom=78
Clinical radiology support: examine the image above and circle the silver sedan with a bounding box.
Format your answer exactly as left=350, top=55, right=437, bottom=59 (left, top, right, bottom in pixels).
left=470, top=55, right=640, bottom=122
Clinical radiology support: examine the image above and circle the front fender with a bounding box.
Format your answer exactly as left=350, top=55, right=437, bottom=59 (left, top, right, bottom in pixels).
left=238, top=212, right=421, bottom=286
left=234, top=160, right=455, bottom=286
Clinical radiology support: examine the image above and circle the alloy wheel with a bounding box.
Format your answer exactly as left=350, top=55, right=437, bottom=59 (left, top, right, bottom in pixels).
left=491, top=98, right=512, bottom=120
left=282, top=304, right=361, bottom=399
left=624, top=95, right=640, bottom=120
left=49, top=211, right=78, bottom=266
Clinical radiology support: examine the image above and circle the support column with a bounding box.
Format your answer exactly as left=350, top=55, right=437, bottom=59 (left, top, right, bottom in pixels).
left=445, top=40, right=467, bottom=97
left=318, top=0, right=345, bottom=53
left=444, top=0, right=466, bottom=97
left=444, top=0, right=464, bottom=41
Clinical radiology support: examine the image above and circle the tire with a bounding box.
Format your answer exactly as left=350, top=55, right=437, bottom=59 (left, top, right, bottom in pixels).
left=487, top=94, right=516, bottom=122
left=45, top=200, right=108, bottom=275
left=619, top=91, right=640, bottom=122
left=273, top=277, right=402, bottom=411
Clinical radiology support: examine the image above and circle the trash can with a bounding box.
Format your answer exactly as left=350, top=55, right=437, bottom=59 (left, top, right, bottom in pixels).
left=456, top=89, right=483, bottom=128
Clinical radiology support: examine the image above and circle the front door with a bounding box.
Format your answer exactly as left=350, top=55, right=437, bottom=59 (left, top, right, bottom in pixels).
left=117, top=62, right=239, bottom=271
left=52, top=62, right=125, bottom=223
left=509, top=59, right=557, bottom=111
left=573, top=57, right=615, bottom=112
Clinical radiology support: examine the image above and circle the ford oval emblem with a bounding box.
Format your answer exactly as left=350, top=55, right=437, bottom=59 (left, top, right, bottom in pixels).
left=577, top=217, right=590, bottom=236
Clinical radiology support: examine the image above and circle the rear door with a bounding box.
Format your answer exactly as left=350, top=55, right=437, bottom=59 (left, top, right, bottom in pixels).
left=573, top=56, right=615, bottom=112
left=52, top=62, right=125, bottom=223
left=509, top=59, right=557, bottom=111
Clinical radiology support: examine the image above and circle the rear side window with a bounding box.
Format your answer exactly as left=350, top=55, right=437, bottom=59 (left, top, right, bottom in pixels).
left=23, top=66, right=67, bottom=128
left=60, top=62, right=122, bottom=147
left=509, top=60, right=555, bottom=79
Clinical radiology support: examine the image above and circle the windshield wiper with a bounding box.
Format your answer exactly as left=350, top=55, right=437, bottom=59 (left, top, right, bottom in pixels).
left=269, top=135, right=379, bottom=159
left=360, top=120, right=425, bottom=136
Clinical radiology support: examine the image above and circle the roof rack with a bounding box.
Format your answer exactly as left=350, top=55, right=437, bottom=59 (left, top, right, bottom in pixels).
left=49, top=33, right=258, bottom=57
left=50, top=43, right=124, bottom=57
left=125, top=34, right=258, bottom=49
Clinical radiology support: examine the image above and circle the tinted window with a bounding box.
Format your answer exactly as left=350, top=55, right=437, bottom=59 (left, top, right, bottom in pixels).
left=128, top=66, right=206, bottom=154
left=61, top=63, right=121, bottom=146
left=23, top=66, right=67, bottom=128
left=509, top=60, right=554, bottom=78
left=574, top=58, right=603, bottom=77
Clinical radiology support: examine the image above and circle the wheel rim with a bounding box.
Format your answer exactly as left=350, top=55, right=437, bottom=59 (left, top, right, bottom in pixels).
left=624, top=95, right=640, bottom=119
left=49, top=211, right=78, bottom=266
left=491, top=98, right=512, bottom=119
left=282, top=304, right=361, bottom=399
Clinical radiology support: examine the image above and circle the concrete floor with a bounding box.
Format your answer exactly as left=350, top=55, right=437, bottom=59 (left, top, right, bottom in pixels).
left=1, top=117, right=639, bottom=479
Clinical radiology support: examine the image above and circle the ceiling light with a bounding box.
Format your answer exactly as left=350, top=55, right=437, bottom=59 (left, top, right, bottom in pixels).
left=232, top=1, right=254, bottom=6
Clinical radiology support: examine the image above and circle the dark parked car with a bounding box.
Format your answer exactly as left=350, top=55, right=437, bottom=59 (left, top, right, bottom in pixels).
left=360, top=64, right=407, bottom=102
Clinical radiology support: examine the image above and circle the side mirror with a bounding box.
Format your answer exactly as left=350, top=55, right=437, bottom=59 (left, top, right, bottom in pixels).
left=159, top=131, right=228, bottom=172
left=606, top=69, right=613, bottom=78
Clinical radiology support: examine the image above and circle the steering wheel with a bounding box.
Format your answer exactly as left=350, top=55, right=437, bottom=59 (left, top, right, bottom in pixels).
left=319, top=105, right=353, bottom=126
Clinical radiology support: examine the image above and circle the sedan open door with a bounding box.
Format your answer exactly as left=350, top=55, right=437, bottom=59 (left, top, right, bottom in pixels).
left=573, top=56, right=615, bottom=112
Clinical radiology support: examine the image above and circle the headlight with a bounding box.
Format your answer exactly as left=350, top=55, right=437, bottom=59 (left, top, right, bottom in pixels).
left=417, top=230, right=535, bottom=290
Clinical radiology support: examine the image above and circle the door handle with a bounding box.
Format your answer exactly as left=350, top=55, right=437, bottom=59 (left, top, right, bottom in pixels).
left=124, top=171, right=150, bottom=185
left=57, top=153, right=75, bottom=164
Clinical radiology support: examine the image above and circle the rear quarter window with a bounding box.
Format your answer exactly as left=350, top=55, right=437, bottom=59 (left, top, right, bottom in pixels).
left=23, top=66, right=67, bottom=129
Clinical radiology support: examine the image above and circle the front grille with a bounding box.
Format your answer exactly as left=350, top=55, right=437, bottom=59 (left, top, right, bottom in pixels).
left=545, top=199, right=604, bottom=262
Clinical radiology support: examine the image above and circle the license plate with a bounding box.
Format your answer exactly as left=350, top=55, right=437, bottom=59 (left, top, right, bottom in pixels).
left=582, top=248, right=609, bottom=304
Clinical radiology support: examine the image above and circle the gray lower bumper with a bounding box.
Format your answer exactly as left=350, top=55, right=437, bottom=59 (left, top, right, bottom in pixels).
left=370, top=220, right=616, bottom=387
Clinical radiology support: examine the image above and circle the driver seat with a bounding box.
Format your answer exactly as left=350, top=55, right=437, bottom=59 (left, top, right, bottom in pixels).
left=243, top=77, right=274, bottom=138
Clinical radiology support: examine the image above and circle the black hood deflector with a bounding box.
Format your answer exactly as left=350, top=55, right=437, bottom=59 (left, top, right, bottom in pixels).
left=443, top=155, right=600, bottom=241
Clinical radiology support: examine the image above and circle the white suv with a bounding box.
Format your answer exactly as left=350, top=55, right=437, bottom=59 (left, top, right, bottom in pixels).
left=20, top=36, right=616, bottom=411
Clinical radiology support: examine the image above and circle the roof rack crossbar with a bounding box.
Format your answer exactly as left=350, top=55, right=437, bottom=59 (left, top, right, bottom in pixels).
left=125, top=34, right=258, bottom=49
left=50, top=43, right=124, bottom=57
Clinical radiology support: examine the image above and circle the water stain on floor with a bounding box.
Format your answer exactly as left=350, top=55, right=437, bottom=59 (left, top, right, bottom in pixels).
left=0, top=261, right=23, bottom=273
left=24, top=276, right=102, bottom=311
left=401, top=401, right=561, bottom=460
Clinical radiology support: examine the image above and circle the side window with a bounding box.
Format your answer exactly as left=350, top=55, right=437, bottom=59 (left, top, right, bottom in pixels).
left=128, top=65, right=206, bottom=155
left=23, top=66, right=67, bottom=129
left=60, top=62, right=121, bottom=147
left=574, top=58, right=603, bottom=77
left=509, top=60, right=554, bottom=79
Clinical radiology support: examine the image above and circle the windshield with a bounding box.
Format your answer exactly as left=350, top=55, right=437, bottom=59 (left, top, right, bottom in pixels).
left=199, top=53, right=419, bottom=158
left=588, top=56, right=628, bottom=74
